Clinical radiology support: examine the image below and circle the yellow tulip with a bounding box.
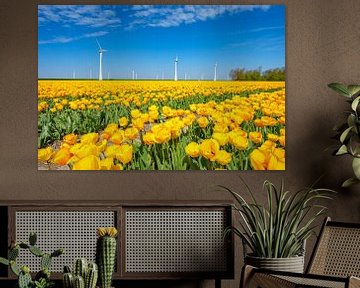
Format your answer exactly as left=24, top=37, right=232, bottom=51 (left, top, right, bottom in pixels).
left=100, top=157, right=114, bottom=170
left=115, top=144, right=133, bottom=164
left=72, top=143, right=99, bottom=159
left=199, top=139, right=220, bottom=161
left=124, top=127, right=139, bottom=141
left=197, top=117, right=209, bottom=129
left=212, top=133, right=229, bottom=146
left=213, top=123, right=229, bottom=133
left=154, top=127, right=171, bottom=144
left=267, top=133, right=279, bottom=142
left=73, top=155, right=100, bottom=170
left=213, top=150, right=232, bottom=166
left=249, top=149, right=267, bottom=170
left=81, top=133, right=99, bottom=144
left=131, top=109, right=141, bottom=119
left=230, top=136, right=248, bottom=150
left=63, top=133, right=77, bottom=145
left=143, top=132, right=156, bottom=145
left=105, top=145, right=121, bottom=158
left=104, top=123, right=119, bottom=136
left=185, top=142, right=200, bottom=158
left=278, top=135, right=285, bottom=147
left=110, top=131, right=125, bottom=145
left=119, top=117, right=128, bottom=127
left=249, top=132, right=263, bottom=144
left=51, top=148, right=72, bottom=166
left=38, top=147, right=53, bottom=162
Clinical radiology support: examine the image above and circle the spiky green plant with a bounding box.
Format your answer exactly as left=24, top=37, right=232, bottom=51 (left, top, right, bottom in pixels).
left=222, top=179, right=335, bottom=258
left=96, top=227, right=117, bottom=288
left=62, top=260, right=98, bottom=288
left=0, top=232, right=63, bottom=288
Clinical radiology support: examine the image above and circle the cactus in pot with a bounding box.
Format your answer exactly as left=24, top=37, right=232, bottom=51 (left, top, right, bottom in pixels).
left=62, top=259, right=98, bottom=288
left=96, top=227, right=118, bottom=288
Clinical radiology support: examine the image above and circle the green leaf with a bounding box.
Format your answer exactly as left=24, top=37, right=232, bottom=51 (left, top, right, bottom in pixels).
left=340, top=126, right=353, bottom=143
left=342, top=177, right=360, bottom=188
left=347, top=135, right=360, bottom=157
left=347, top=85, right=360, bottom=97
left=328, top=83, right=352, bottom=97
left=336, top=145, right=348, bottom=155
left=347, top=114, right=356, bottom=128
left=0, top=257, right=9, bottom=266
left=352, top=157, right=360, bottom=179
left=351, top=96, right=360, bottom=111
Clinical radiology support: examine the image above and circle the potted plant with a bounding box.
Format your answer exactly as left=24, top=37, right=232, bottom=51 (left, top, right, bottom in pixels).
left=328, top=83, right=360, bottom=187
left=0, top=232, right=63, bottom=288
left=222, top=179, right=334, bottom=273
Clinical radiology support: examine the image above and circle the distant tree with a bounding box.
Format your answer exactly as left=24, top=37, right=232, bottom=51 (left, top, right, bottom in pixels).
left=229, top=67, right=285, bottom=81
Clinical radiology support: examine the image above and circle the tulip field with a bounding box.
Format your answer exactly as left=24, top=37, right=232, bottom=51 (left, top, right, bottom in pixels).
left=38, top=80, right=285, bottom=170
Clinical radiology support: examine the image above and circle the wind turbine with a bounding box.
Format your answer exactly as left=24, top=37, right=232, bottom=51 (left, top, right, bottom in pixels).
left=174, top=56, right=178, bottom=81
left=96, top=39, right=107, bottom=81
left=214, top=63, right=217, bottom=81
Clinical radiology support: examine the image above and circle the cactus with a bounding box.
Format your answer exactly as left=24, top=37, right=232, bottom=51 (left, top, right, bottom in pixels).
left=29, top=245, right=44, bottom=257
left=18, top=270, right=32, bottom=288
left=74, top=258, right=87, bottom=279
left=41, top=253, right=52, bottom=270
left=0, top=257, right=9, bottom=266
left=74, top=275, right=85, bottom=288
left=96, top=227, right=118, bottom=288
left=9, top=246, right=19, bottom=260
left=85, top=263, right=98, bottom=288
left=29, top=232, right=37, bottom=246
left=63, top=259, right=98, bottom=288
left=63, top=272, right=74, bottom=288
left=0, top=233, right=63, bottom=288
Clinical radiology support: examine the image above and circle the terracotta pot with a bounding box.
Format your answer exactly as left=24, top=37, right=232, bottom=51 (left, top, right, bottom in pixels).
left=245, top=254, right=305, bottom=273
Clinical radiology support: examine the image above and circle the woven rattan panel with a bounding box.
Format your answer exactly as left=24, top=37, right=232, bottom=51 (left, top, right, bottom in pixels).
left=125, top=210, right=227, bottom=273
left=15, top=211, right=115, bottom=272
left=310, top=226, right=360, bottom=277
left=277, top=275, right=345, bottom=288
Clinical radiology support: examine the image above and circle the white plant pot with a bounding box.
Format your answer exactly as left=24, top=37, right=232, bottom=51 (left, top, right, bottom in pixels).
left=245, top=254, right=305, bottom=273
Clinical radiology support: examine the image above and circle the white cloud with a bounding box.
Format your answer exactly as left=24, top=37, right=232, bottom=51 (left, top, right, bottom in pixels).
left=38, top=5, right=121, bottom=28
left=127, top=5, right=271, bottom=29
left=39, top=30, right=108, bottom=45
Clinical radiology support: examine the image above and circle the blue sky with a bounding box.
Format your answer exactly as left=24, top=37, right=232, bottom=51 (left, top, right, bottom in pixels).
left=38, top=5, right=285, bottom=79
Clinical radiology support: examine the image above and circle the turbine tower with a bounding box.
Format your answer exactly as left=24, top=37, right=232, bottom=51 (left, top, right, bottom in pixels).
left=214, top=63, right=217, bottom=81
left=174, top=56, right=178, bottom=81
left=96, top=39, right=107, bottom=81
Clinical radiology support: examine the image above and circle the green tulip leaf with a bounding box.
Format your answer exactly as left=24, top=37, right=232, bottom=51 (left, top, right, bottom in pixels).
left=342, top=177, right=360, bottom=188
left=328, top=83, right=352, bottom=97
left=336, top=145, right=348, bottom=155
left=351, top=96, right=360, bottom=111
left=352, top=157, right=360, bottom=179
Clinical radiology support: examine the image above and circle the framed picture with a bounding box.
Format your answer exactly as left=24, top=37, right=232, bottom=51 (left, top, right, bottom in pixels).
left=38, top=5, right=285, bottom=171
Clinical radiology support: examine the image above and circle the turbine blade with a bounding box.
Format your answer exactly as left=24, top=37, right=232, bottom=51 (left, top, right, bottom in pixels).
left=96, top=38, right=102, bottom=49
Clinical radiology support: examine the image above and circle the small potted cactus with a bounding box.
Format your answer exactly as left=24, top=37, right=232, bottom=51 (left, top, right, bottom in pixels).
left=0, top=232, right=63, bottom=288
left=63, top=258, right=98, bottom=288
left=96, top=227, right=118, bottom=288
